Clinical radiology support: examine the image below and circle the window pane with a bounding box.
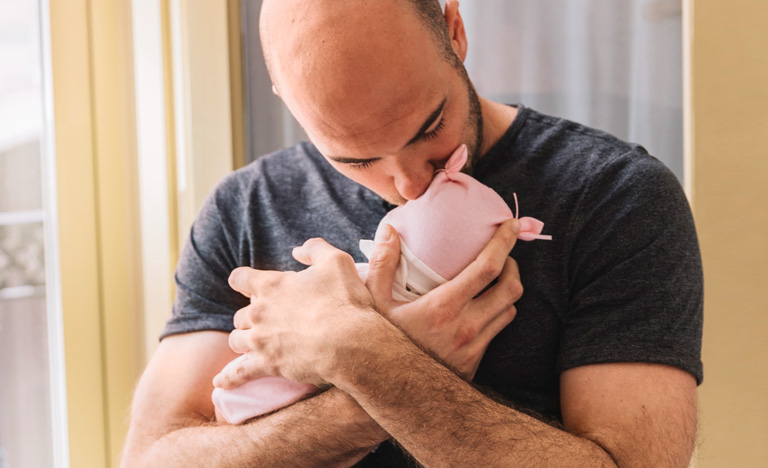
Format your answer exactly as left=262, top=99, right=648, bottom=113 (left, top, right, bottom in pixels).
left=0, top=287, right=52, bottom=468
left=0, top=142, right=43, bottom=212
left=0, top=0, right=57, bottom=466
left=0, top=223, right=45, bottom=289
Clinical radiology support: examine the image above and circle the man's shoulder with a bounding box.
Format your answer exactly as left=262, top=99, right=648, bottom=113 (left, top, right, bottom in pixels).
left=518, top=108, right=655, bottom=173
left=208, top=141, right=350, bottom=207
left=200, top=141, right=382, bottom=242
left=217, top=142, right=320, bottom=190
left=532, top=109, right=684, bottom=211
left=483, top=107, right=678, bottom=198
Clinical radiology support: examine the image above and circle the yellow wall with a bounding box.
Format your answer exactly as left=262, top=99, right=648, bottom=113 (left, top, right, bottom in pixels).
left=688, top=1, right=768, bottom=467
left=50, top=0, right=143, bottom=466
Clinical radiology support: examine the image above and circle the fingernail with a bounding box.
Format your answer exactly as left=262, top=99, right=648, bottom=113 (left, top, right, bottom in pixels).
left=212, top=375, right=222, bottom=388
left=512, top=218, right=521, bottom=234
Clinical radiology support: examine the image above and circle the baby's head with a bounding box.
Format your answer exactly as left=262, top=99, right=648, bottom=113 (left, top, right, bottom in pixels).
left=375, top=144, right=550, bottom=280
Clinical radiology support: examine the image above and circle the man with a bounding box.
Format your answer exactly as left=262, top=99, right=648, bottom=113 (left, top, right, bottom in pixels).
left=121, top=0, right=703, bottom=467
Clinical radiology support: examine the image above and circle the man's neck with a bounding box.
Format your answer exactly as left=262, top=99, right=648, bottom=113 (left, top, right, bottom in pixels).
left=478, top=98, right=518, bottom=158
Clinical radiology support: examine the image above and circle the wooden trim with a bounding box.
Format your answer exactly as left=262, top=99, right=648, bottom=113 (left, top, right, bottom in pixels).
left=228, top=0, right=247, bottom=170
left=682, top=0, right=694, bottom=203
left=89, top=1, right=143, bottom=466
left=176, top=0, right=235, bottom=230
left=50, top=0, right=107, bottom=465
left=161, top=0, right=181, bottom=291
left=132, top=0, right=177, bottom=364
left=50, top=0, right=142, bottom=465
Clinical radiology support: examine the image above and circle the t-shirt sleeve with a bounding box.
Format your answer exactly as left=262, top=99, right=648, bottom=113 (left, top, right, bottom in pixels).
left=160, top=177, right=251, bottom=340
left=558, top=152, right=704, bottom=383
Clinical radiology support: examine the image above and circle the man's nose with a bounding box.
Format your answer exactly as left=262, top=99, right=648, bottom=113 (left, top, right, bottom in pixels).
left=392, top=161, right=436, bottom=201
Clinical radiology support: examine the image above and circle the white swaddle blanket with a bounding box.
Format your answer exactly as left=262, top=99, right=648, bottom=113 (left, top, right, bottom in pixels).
left=356, top=237, right=447, bottom=302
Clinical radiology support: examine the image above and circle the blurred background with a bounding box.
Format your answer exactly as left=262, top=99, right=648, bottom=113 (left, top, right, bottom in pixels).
left=245, top=0, right=685, bottom=177
left=0, top=1, right=56, bottom=466
left=0, top=0, right=765, bottom=467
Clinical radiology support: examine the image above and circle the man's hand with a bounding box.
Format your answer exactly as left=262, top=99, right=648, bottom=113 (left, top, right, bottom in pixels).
left=366, top=218, right=522, bottom=379
left=213, top=218, right=522, bottom=389
left=214, top=239, right=383, bottom=388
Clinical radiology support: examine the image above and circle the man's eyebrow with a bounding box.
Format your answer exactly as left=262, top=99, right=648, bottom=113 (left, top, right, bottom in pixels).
left=403, top=97, right=448, bottom=148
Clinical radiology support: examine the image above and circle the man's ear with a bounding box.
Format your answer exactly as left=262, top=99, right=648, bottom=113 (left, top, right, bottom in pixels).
left=444, top=0, right=468, bottom=62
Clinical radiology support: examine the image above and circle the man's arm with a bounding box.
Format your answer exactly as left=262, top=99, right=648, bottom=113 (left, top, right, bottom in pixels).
left=120, top=331, right=387, bottom=468
left=216, top=222, right=698, bottom=468
left=361, top=224, right=698, bottom=467
left=124, top=222, right=527, bottom=467
left=330, top=317, right=697, bottom=468
left=560, top=362, right=697, bottom=468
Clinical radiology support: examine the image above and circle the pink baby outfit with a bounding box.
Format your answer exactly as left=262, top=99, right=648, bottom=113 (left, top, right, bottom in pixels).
left=358, top=144, right=551, bottom=301
left=212, top=144, right=551, bottom=424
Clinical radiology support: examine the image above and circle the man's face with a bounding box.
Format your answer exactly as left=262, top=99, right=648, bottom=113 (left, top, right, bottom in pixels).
left=267, top=1, right=481, bottom=205
left=310, top=62, right=483, bottom=206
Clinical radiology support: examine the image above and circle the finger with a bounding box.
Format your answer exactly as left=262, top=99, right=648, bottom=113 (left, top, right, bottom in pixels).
left=439, top=218, right=520, bottom=301
left=365, top=225, right=401, bottom=305
left=232, top=304, right=258, bottom=330
left=470, top=304, right=517, bottom=361
left=227, top=328, right=256, bottom=355
left=212, top=352, right=266, bottom=389
left=228, top=267, right=280, bottom=299
left=470, top=256, right=523, bottom=323
left=292, top=237, right=355, bottom=270
left=455, top=303, right=517, bottom=381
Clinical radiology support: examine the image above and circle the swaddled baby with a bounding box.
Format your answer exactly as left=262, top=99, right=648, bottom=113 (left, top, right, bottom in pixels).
left=212, top=144, right=551, bottom=424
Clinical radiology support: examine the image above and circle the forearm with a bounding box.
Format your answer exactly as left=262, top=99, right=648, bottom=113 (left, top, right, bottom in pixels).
left=135, top=388, right=388, bottom=468
left=335, top=320, right=617, bottom=468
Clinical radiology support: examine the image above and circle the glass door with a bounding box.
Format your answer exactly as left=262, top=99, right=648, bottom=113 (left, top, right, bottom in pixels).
left=0, top=0, right=66, bottom=467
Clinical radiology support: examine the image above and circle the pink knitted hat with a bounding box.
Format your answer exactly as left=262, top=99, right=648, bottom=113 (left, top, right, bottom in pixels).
left=378, top=144, right=551, bottom=280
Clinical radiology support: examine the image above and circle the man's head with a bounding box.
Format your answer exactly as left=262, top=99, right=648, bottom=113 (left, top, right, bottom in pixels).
left=260, top=0, right=483, bottom=205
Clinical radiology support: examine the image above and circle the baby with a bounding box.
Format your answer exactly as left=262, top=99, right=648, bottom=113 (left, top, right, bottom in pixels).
left=212, top=144, right=551, bottom=424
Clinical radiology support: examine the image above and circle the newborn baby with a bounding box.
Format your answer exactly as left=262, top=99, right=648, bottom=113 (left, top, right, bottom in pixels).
left=213, top=144, right=551, bottom=424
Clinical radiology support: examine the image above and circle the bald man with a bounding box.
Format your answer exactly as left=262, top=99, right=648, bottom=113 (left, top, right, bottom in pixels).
left=121, top=1, right=703, bottom=467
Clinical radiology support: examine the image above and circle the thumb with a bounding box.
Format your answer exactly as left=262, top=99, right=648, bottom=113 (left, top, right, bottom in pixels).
left=365, top=224, right=401, bottom=305
left=292, top=237, right=345, bottom=266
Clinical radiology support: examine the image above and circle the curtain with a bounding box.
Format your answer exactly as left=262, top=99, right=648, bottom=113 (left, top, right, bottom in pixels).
left=242, top=0, right=309, bottom=161
left=244, top=0, right=683, bottom=181
left=460, top=0, right=683, bottom=179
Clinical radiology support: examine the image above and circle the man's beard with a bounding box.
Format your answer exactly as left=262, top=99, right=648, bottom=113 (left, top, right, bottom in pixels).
left=459, top=64, right=484, bottom=173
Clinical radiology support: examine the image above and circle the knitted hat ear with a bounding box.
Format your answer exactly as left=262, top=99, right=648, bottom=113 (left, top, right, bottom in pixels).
left=441, top=144, right=468, bottom=178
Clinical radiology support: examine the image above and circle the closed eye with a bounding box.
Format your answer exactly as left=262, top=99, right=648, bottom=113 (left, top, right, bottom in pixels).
left=350, top=159, right=376, bottom=169
left=348, top=119, right=446, bottom=170
left=416, top=118, right=445, bottom=142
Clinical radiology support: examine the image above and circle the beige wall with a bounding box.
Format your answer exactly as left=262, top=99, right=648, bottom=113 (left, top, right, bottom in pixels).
left=688, top=1, right=768, bottom=467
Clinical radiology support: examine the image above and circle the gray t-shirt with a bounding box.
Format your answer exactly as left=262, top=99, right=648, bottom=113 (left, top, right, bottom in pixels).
left=162, top=105, right=703, bottom=466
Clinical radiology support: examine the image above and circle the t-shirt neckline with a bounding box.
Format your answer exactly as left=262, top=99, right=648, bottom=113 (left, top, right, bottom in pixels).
left=473, top=103, right=531, bottom=177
